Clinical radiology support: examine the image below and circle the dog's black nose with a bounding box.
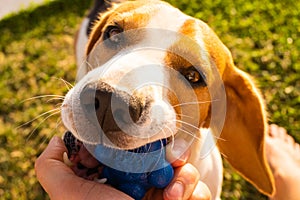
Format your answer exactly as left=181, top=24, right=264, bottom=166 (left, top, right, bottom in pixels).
left=79, top=84, right=142, bottom=131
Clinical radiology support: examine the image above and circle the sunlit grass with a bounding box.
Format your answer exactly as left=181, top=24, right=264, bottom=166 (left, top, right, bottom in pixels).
left=0, top=0, right=299, bottom=199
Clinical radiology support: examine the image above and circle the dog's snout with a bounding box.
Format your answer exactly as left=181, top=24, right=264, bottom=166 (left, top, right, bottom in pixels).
left=79, top=84, right=143, bottom=131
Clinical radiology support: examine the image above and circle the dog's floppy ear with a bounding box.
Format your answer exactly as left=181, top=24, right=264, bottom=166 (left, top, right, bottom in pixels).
left=217, top=57, right=275, bottom=195
left=86, top=0, right=127, bottom=55
left=86, top=11, right=110, bottom=55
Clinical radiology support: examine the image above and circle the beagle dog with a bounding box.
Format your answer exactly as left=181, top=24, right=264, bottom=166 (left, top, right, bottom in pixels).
left=62, top=0, right=275, bottom=199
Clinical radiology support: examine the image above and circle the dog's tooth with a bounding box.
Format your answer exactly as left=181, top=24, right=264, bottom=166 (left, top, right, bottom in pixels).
left=63, top=152, right=74, bottom=167
left=95, top=178, right=107, bottom=184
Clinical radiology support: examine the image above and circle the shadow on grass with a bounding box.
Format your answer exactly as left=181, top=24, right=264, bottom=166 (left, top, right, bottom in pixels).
left=0, top=1, right=94, bottom=199
left=0, top=0, right=92, bottom=46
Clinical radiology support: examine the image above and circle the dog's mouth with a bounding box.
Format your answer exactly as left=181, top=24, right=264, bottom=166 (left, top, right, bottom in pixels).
left=62, top=129, right=174, bottom=183
left=84, top=124, right=176, bottom=150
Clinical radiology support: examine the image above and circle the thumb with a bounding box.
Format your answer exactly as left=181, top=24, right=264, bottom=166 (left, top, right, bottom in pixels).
left=35, top=136, right=74, bottom=198
left=41, top=136, right=67, bottom=161
left=166, top=138, right=191, bottom=167
left=163, top=163, right=200, bottom=200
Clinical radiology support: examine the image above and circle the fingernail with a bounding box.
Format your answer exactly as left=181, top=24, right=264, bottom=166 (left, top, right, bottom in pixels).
left=166, top=181, right=184, bottom=199
left=49, top=136, right=66, bottom=151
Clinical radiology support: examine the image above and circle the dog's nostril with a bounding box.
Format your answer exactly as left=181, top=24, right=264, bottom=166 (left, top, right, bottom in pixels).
left=113, top=103, right=142, bottom=124
left=94, top=97, right=100, bottom=110
left=129, top=102, right=142, bottom=123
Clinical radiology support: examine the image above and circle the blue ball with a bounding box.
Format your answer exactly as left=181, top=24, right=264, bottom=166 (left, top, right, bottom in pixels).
left=103, top=166, right=149, bottom=186
left=148, top=163, right=174, bottom=188
left=96, top=139, right=174, bottom=199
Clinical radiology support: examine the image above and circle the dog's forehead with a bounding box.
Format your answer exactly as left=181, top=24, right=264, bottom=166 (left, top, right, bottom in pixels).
left=110, top=1, right=190, bottom=31
left=105, top=1, right=210, bottom=62
left=89, top=0, right=229, bottom=76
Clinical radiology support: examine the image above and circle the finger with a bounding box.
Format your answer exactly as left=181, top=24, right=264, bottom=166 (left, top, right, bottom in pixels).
left=189, top=181, right=211, bottom=200
left=39, top=136, right=67, bottom=161
left=166, top=138, right=191, bottom=168
left=143, top=188, right=163, bottom=200
left=35, top=136, right=70, bottom=168
left=35, top=136, right=132, bottom=200
left=35, top=136, right=72, bottom=182
left=163, top=163, right=200, bottom=200
left=35, top=136, right=75, bottom=198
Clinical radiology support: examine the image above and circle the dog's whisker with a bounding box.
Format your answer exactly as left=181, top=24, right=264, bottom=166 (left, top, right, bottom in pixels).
left=174, top=120, right=201, bottom=132
left=163, top=125, right=175, bottom=149
left=16, top=108, right=61, bottom=130
left=96, top=58, right=101, bottom=69
left=55, top=104, right=63, bottom=110
left=55, top=119, right=62, bottom=132
left=21, top=95, right=65, bottom=104
left=82, top=60, right=89, bottom=71
left=59, top=78, right=74, bottom=90
left=219, top=151, right=228, bottom=159
left=198, top=126, right=226, bottom=141
left=46, top=97, right=65, bottom=103
left=37, top=118, right=62, bottom=151
left=53, top=116, right=63, bottom=132
left=79, top=58, right=88, bottom=69
left=77, top=60, right=87, bottom=77
left=151, top=142, right=165, bottom=171
left=176, top=120, right=225, bottom=141
left=53, top=102, right=63, bottom=108
left=176, top=113, right=193, bottom=119
left=172, top=99, right=220, bottom=108
left=52, top=77, right=74, bottom=91
left=211, top=134, right=226, bottom=141
left=177, top=127, right=202, bottom=142
left=85, top=60, right=94, bottom=71
left=26, top=110, right=61, bottom=142
left=140, top=127, right=168, bottom=171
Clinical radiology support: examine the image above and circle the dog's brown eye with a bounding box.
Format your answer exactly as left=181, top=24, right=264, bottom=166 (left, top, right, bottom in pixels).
left=104, top=25, right=123, bottom=44
left=182, top=67, right=207, bottom=87
left=185, top=70, right=200, bottom=82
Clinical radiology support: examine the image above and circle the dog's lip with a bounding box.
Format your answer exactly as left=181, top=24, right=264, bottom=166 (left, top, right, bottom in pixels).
left=104, top=130, right=173, bottom=150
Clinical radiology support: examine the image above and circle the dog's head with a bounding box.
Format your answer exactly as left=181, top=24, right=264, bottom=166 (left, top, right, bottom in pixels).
left=62, top=0, right=274, bottom=195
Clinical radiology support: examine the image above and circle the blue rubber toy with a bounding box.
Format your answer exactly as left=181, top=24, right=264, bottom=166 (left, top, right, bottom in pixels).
left=94, top=140, right=174, bottom=200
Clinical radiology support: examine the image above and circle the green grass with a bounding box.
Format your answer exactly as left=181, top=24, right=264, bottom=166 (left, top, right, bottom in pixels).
left=0, top=0, right=299, bottom=199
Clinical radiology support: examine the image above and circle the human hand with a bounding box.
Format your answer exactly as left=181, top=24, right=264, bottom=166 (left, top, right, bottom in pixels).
left=35, top=136, right=211, bottom=200
left=35, top=136, right=132, bottom=200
